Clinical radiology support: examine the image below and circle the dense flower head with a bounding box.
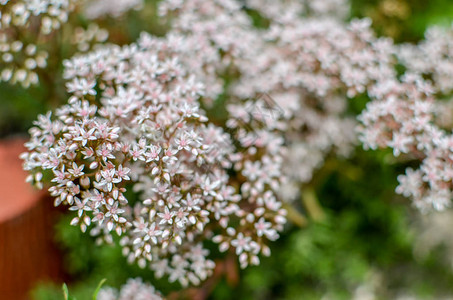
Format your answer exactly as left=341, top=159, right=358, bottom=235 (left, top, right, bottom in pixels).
left=0, top=0, right=142, bottom=87
left=0, top=0, right=77, bottom=86
left=158, top=0, right=262, bottom=102
left=230, top=17, right=395, bottom=198
left=357, top=72, right=453, bottom=211
left=22, top=34, right=286, bottom=286
left=398, top=24, right=453, bottom=95
left=98, top=278, right=162, bottom=300
left=358, top=24, right=453, bottom=212
left=232, top=17, right=395, bottom=99
left=159, top=0, right=396, bottom=201
left=358, top=74, right=435, bottom=153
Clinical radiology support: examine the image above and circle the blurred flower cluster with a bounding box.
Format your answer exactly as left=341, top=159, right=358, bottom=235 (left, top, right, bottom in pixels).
left=98, top=278, right=162, bottom=300
left=0, top=0, right=76, bottom=86
left=0, top=0, right=141, bottom=87
left=83, top=0, right=143, bottom=20
left=358, top=23, right=453, bottom=212
left=398, top=24, right=453, bottom=95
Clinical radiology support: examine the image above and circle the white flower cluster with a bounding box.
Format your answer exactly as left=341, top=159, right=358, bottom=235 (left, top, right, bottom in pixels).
left=22, top=34, right=286, bottom=286
left=357, top=73, right=453, bottom=211
left=0, top=0, right=76, bottom=33
left=158, top=0, right=262, bottom=102
left=0, top=37, right=48, bottom=87
left=244, top=0, right=350, bottom=23
left=98, top=278, right=162, bottom=300
left=83, top=0, right=143, bottom=20
left=160, top=0, right=396, bottom=200
left=398, top=24, right=453, bottom=94
left=231, top=17, right=394, bottom=194
left=358, top=23, right=453, bottom=212
left=0, top=0, right=143, bottom=87
left=71, top=24, right=109, bottom=52
left=0, top=0, right=77, bottom=86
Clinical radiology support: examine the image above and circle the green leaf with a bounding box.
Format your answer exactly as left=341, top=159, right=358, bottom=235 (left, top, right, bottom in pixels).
left=62, top=283, right=77, bottom=300
left=92, top=279, right=107, bottom=300
left=62, top=283, right=69, bottom=300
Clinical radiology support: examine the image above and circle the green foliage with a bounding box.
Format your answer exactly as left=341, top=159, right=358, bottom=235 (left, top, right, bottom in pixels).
left=62, top=283, right=72, bottom=300
left=92, top=279, right=107, bottom=300
left=351, top=0, right=453, bottom=42
left=0, top=82, right=50, bottom=137
left=58, top=279, right=105, bottom=300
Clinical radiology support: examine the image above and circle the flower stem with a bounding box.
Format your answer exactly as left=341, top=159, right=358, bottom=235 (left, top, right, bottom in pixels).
left=302, top=188, right=325, bottom=222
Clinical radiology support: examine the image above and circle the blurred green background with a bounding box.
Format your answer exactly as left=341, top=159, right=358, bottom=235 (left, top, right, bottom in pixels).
left=3, top=0, right=453, bottom=299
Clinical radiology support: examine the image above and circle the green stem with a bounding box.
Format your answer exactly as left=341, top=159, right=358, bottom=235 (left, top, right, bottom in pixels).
left=302, top=188, right=325, bottom=222
left=283, top=203, right=308, bottom=228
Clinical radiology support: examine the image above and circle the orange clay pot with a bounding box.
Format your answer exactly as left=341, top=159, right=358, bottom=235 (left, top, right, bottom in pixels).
left=0, top=138, right=63, bottom=300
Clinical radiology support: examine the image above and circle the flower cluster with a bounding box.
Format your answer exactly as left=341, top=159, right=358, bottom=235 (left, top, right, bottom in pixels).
left=98, top=278, right=162, bottom=300
left=0, top=0, right=76, bottom=34
left=243, top=0, right=350, bottom=23
left=358, top=74, right=435, bottom=154
left=158, top=0, right=262, bottom=102
left=22, top=34, right=286, bottom=286
left=357, top=73, right=453, bottom=211
left=230, top=18, right=394, bottom=198
left=83, top=0, right=143, bottom=19
left=160, top=0, right=396, bottom=200
left=398, top=24, right=453, bottom=95
left=0, top=0, right=78, bottom=86
left=358, top=23, right=453, bottom=212
left=71, top=24, right=109, bottom=52
left=0, top=0, right=143, bottom=87
left=0, top=37, right=48, bottom=87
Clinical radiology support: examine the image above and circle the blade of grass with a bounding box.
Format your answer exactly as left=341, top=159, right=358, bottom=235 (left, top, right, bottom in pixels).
left=62, top=283, right=69, bottom=300
left=92, top=279, right=107, bottom=300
